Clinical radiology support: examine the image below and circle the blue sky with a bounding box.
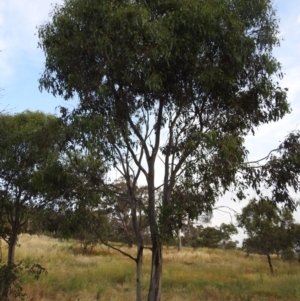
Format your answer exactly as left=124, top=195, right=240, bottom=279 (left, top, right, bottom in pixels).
left=1, top=0, right=300, bottom=230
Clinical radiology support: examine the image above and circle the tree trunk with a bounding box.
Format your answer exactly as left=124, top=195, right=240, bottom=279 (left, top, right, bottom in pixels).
left=1, top=228, right=18, bottom=301
left=136, top=244, right=143, bottom=301
left=266, top=253, right=274, bottom=274
left=178, top=228, right=182, bottom=252
left=8, top=227, right=18, bottom=266
left=148, top=239, right=162, bottom=301
left=146, top=118, right=164, bottom=301
left=128, top=184, right=144, bottom=301
left=1, top=281, right=10, bottom=301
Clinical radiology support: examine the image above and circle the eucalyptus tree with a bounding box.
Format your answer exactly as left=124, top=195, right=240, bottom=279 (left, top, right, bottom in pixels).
left=38, top=1, right=291, bottom=300
left=103, top=179, right=149, bottom=248
left=237, top=199, right=296, bottom=273
left=190, top=223, right=238, bottom=249
left=0, top=111, right=68, bottom=266
left=164, top=183, right=214, bottom=251
left=0, top=111, right=70, bottom=300
left=245, top=131, right=300, bottom=210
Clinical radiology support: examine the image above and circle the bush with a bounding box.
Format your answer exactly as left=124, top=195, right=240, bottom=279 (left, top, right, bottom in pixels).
left=281, top=248, right=296, bottom=261
left=0, top=261, right=47, bottom=301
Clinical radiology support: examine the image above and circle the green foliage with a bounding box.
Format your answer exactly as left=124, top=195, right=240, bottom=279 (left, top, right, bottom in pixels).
left=0, top=111, right=67, bottom=299
left=32, top=206, right=110, bottom=255
left=0, top=111, right=74, bottom=265
left=190, top=223, right=238, bottom=249
left=0, top=111, right=67, bottom=206
left=243, top=131, right=300, bottom=210
left=164, top=185, right=214, bottom=236
left=38, top=0, right=291, bottom=233
left=97, top=180, right=150, bottom=247
left=293, top=223, right=300, bottom=252
left=0, top=261, right=46, bottom=301
left=237, top=199, right=296, bottom=256
left=0, top=112, right=64, bottom=233
left=38, top=0, right=292, bottom=299
left=237, top=199, right=299, bottom=274
left=39, top=0, right=288, bottom=129
left=59, top=208, right=101, bottom=254
left=281, top=248, right=296, bottom=262
left=0, top=112, right=66, bottom=208
left=238, top=199, right=277, bottom=254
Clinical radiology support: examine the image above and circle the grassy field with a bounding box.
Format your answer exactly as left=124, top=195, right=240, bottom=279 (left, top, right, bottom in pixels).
left=2, top=234, right=300, bottom=301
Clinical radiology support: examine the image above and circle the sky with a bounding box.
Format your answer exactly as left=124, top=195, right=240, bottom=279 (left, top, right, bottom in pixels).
left=0, top=0, right=300, bottom=240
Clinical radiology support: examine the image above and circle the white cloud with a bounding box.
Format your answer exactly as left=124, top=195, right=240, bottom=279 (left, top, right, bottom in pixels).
left=0, top=0, right=63, bottom=85
left=5, top=0, right=62, bottom=46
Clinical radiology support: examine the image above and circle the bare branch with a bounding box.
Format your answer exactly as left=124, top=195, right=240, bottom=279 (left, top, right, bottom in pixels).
left=243, top=148, right=279, bottom=165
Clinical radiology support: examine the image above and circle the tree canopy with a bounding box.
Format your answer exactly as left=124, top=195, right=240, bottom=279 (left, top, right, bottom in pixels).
left=190, top=223, right=238, bottom=249
left=38, top=1, right=292, bottom=300
left=0, top=111, right=69, bottom=300
left=237, top=199, right=296, bottom=273
left=0, top=111, right=66, bottom=258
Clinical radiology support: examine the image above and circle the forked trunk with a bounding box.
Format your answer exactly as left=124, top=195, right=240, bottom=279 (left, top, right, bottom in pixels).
left=148, top=240, right=162, bottom=301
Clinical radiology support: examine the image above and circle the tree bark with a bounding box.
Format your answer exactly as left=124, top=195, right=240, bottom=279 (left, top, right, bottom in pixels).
left=147, top=99, right=164, bottom=301
left=136, top=244, right=143, bottom=301
left=1, top=281, right=10, bottom=301
left=148, top=176, right=162, bottom=301
left=128, top=184, right=144, bottom=301
left=1, top=228, right=18, bottom=301
left=266, top=253, right=274, bottom=274
left=148, top=239, right=162, bottom=301
left=178, top=228, right=182, bottom=252
left=8, top=229, right=18, bottom=266
left=147, top=173, right=163, bottom=301
left=7, top=236, right=17, bottom=266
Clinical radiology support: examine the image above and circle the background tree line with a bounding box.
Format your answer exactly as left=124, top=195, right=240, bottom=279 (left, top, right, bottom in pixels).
left=0, top=110, right=299, bottom=301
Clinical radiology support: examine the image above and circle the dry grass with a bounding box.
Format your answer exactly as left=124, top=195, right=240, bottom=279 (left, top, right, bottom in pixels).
left=2, top=234, right=300, bottom=301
